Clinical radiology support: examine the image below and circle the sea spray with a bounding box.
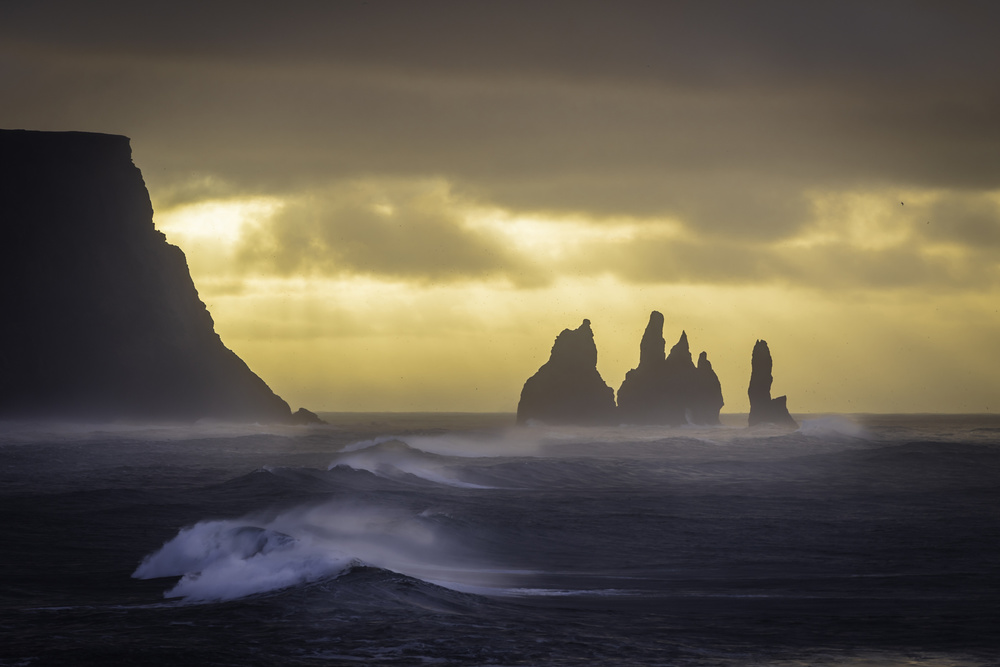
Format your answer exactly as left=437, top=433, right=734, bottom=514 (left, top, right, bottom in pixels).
left=133, top=498, right=504, bottom=602
left=329, top=439, right=498, bottom=488
left=5, top=413, right=1000, bottom=664
left=798, top=415, right=871, bottom=439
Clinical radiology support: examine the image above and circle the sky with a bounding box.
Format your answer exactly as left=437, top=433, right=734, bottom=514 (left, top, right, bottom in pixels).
left=3, top=1, right=1000, bottom=413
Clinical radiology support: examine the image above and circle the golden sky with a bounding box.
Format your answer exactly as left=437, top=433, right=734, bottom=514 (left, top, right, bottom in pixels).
left=3, top=1, right=1000, bottom=412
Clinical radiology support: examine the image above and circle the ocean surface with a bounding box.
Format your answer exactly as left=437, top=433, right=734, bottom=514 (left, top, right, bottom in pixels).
left=1, top=413, right=999, bottom=666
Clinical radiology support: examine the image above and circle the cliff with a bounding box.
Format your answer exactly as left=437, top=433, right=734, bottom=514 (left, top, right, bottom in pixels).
left=0, top=129, right=301, bottom=422
left=617, top=311, right=723, bottom=425
left=747, top=339, right=797, bottom=428
left=516, top=319, right=617, bottom=425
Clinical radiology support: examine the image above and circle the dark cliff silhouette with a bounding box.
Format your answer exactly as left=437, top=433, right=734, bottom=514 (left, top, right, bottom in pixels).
left=617, top=311, right=723, bottom=425
left=516, top=319, right=617, bottom=425
left=747, top=339, right=797, bottom=428
left=0, top=129, right=315, bottom=423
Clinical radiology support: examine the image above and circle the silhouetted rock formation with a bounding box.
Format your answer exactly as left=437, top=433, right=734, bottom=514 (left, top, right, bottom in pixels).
left=661, top=330, right=699, bottom=423
left=692, top=351, right=725, bottom=425
left=617, top=311, right=723, bottom=425
left=0, top=129, right=308, bottom=422
left=291, top=408, right=325, bottom=424
left=516, top=319, right=617, bottom=425
left=616, top=311, right=669, bottom=423
left=747, top=340, right=797, bottom=428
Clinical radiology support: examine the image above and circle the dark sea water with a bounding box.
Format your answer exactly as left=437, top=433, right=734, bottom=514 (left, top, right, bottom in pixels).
left=2, top=413, right=999, bottom=666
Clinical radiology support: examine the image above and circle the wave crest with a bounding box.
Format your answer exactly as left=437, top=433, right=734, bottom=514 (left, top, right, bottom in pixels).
left=798, top=416, right=870, bottom=439
left=330, top=439, right=497, bottom=488
left=133, top=500, right=493, bottom=602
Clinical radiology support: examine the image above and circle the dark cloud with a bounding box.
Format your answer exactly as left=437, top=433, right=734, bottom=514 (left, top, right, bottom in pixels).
left=10, top=51, right=995, bottom=243
left=4, top=1, right=1000, bottom=88
left=922, top=193, right=1000, bottom=248
left=3, top=1, right=1000, bottom=255
left=552, top=225, right=1000, bottom=291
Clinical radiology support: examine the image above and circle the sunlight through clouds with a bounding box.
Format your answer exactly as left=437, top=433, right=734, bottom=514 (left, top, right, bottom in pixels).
left=157, top=197, right=284, bottom=244
left=142, top=175, right=1000, bottom=415
left=466, top=208, right=689, bottom=267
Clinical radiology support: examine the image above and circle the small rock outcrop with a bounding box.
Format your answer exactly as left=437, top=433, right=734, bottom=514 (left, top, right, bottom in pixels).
left=0, top=129, right=310, bottom=422
left=291, top=408, right=325, bottom=424
left=516, top=319, right=617, bottom=425
left=747, top=340, right=797, bottom=428
left=617, top=311, right=723, bottom=425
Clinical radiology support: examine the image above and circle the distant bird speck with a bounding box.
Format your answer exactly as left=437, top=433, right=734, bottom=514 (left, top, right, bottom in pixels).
left=901, top=201, right=904, bottom=206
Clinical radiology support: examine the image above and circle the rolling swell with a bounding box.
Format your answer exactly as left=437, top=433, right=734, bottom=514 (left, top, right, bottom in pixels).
left=135, top=417, right=1000, bottom=609
left=328, top=438, right=499, bottom=489
left=8, top=414, right=998, bottom=664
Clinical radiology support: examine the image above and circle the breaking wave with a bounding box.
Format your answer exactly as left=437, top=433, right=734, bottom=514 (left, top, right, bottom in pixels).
left=133, top=500, right=502, bottom=602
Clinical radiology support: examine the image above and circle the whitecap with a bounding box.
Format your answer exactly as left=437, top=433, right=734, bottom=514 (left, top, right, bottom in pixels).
left=133, top=499, right=506, bottom=602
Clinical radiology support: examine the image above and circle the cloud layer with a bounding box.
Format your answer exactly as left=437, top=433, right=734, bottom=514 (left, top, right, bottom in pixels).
left=4, top=1, right=1000, bottom=225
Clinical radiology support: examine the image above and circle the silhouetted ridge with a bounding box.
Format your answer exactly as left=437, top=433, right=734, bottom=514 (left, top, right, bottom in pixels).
left=617, top=312, right=723, bottom=425
left=516, top=319, right=617, bottom=425
left=747, top=339, right=797, bottom=428
left=0, top=129, right=309, bottom=422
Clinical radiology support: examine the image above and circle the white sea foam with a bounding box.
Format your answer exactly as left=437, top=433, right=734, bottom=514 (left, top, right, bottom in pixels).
left=133, top=500, right=500, bottom=602
left=133, top=520, right=352, bottom=601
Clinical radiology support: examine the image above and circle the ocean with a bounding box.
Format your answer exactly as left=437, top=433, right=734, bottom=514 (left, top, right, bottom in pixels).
left=1, top=413, right=999, bottom=666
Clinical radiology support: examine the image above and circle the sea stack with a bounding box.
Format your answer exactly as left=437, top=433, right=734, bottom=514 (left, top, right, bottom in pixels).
left=616, top=311, right=669, bottom=423
left=691, top=351, right=725, bottom=425
left=516, top=319, right=617, bottom=425
left=747, top=339, right=797, bottom=428
left=617, top=311, right=723, bottom=425
left=0, top=129, right=309, bottom=422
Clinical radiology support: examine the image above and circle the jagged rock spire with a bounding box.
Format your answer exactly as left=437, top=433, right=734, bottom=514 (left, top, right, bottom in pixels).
left=668, top=330, right=690, bottom=361
left=617, top=312, right=722, bottom=425
left=747, top=339, right=797, bottom=427
left=692, top=351, right=724, bottom=425
left=548, top=319, right=598, bottom=369
left=639, top=311, right=666, bottom=367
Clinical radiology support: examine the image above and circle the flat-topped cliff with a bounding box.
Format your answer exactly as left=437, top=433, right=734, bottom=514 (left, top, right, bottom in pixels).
left=0, top=129, right=300, bottom=422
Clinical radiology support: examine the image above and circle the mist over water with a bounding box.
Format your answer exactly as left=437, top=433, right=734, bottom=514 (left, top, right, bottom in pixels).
left=2, top=413, right=1000, bottom=665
